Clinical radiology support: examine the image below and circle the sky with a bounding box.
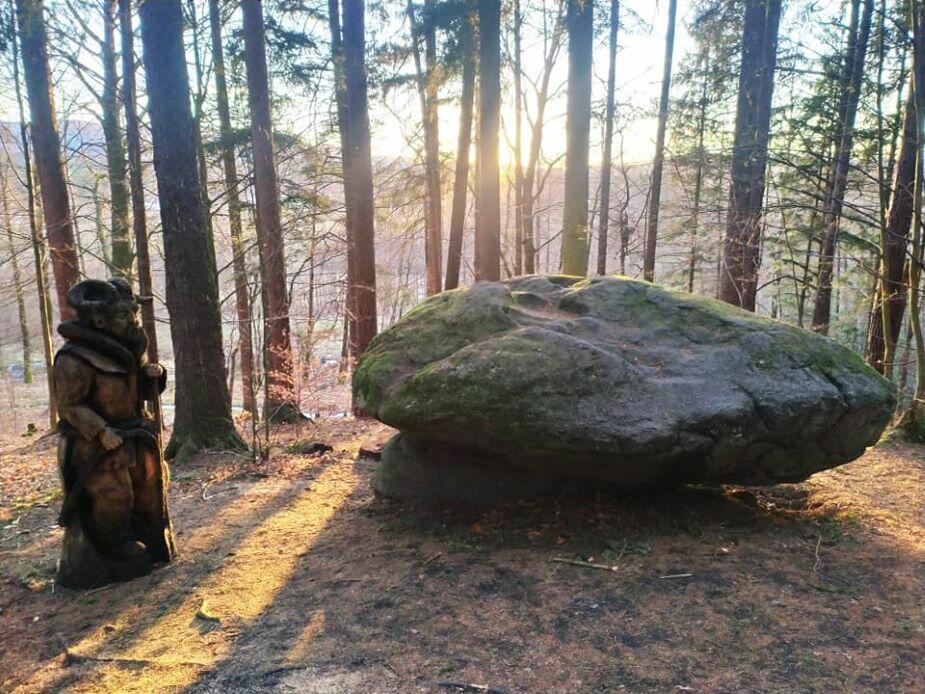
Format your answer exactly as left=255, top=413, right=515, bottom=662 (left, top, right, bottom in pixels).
left=367, top=0, right=701, bottom=166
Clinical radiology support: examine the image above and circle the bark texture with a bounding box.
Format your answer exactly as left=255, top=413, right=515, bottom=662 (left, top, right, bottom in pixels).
left=475, top=0, right=501, bottom=281
left=242, top=0, right=299, bottom=421
left=718, top=0, right=782, bottom=310
left=560, top=0, right=593, bottom=277
left=139, top=0, right=243, bottom=458
left=15, top=0, right=80, bottom=320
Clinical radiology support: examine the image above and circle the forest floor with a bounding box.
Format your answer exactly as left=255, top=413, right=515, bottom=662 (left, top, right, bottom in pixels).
left=2, top=392, right=925, bottom=692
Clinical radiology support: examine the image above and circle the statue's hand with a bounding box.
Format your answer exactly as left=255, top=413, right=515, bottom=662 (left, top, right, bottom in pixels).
left=143, top=363, right=165, bottom=379
left=99, top=427, right=123, bottom=451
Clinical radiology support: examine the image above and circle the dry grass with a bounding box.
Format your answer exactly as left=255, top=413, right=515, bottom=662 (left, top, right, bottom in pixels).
left=2, top=400, right=924, bottom=692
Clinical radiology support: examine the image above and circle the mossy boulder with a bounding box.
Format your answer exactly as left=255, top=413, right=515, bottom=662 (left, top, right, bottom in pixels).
left=354, top=275, right=896, bottom=503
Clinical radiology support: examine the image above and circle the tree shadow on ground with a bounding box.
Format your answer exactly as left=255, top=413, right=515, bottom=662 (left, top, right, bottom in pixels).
left=173, top=451, right=925, bottom=693
left=5, top=435, right=924, bottom=692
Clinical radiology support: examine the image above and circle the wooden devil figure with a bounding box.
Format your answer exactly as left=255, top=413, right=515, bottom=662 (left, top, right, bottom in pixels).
left=53, top=277, right=176, bottom=588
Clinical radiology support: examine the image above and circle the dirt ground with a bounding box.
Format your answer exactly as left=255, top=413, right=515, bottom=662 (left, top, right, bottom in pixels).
left=2, top=396, right=925, bottom=692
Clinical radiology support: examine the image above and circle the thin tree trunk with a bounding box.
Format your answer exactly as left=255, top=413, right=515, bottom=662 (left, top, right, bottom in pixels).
left=869, top=88, right=916, bottom=376
left=1, top=164, right=33, bottom=384
left=119, top=0, right=158, bottom=360
left=101, top=0, right=131, bottom=279
left=596, top=0, right=619, bottom=276
left=514, top=0, right=524, bottom=275
left=718, top=0, right=782, bottom=310
left=139, top=0, right=243, bottom=457
left=445, top=15, right=475, bottom=290
left=901, top=0, right=925, bottom=435
left=560, top=0, right=593, bottom=277
left=475, top=0, right=501, bottom=281
left=811, top=0, right=875, bottom=333
left=406, top=0, right=442, bottom=294
left=15, top=0, right=80, bottom=320
left=342, top=0, right=379, bottom=360
left=209, top=0, right=257, bottom=416
left=11, top=0, right=54, bottom=425
left=688, top=46, right=710, bottom=293
left=328, top=0, right=358, bottom=365
left=242, top=0, right=299, bottom=422
left=522, top=10, right=563, bottom=275
left=642, top=0, right=676, bottom=282
left=187, top=0, right=216, bottom=268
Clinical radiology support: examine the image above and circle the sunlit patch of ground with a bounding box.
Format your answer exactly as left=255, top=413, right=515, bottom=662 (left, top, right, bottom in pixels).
left=2, top=415, right=925, bottom=692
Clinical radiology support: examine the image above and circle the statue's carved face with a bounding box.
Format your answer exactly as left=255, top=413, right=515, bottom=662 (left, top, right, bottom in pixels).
left=91, top=298, right=141, bottom=342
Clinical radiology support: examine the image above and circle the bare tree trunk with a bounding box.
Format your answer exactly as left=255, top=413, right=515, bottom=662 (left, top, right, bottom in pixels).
left=688, top=46, right=710, bottom=293
left=642, top=0, right=676, bottom=282
left=328, top=0, right=358, bottom=366
left=209, top=0, right=257, bottom=416
left=445, top=15, right=475, bottom=290
left=560, top=0, right=593, bottom=277
left=242, top=0, right=299, bottom=422
left=119, top=0, right=158, bottom=360
left=523, top=9, right=564, bottom=275
left=869, top=88, right=916, bottom=376
left=139, top=0, right=244, bottom=457
left=1, top=163, right=32, bottom=384
left=187, top=0, right=216, bottom=268
left=718, top=0, right=782, bottom=310
left=15, top=0, right=80, bottom=320
left=101, top=0, right=131, bottom=279
left=811, top=0, right=875, bottom=334
left=407, top=0, right=442, bottom=294
left=596, top=0, right=619, bottom=276
left=900, top=0, right=925, bottom=436
left=342, top=0, right=379, bottom=359
left=513, top=0, right=524, bottom=275
left=11, top=0, right=54, bottom=424
left=475, top=0, right=501, bottom=281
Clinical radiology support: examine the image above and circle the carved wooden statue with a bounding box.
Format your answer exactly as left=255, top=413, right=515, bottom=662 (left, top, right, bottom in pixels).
left=54, top=278, right=176, bottom=588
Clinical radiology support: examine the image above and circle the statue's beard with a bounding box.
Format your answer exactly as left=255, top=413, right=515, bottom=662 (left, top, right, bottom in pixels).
left=121, top=323, right=149, bottom=359
left=100, top=321, right=148, bottom=359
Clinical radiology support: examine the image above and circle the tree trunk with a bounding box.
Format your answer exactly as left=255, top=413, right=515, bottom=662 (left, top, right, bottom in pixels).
left=101, top=0, right=132, bottom=279
left=138, top=0, right=243, bottom=458
left=718, top=0, right=782, bottom=310
left=560, top=0, right=593, bottom=277
left=15, top=0, right=80, bottom=320
left=688, top=46, right=710, bottom=293
left=407, top=0, right=442, bottom=294
left=209, top=0, right=257, bottom=416
left=523, top=11, right=564, bottom=275
left=187, top=0, right=216, bottom=269
left=811, top=0, right=875, bottom=334
left=12, top=0, right=54, bottom=425
left=445, top=16, right=475, bottom=290
left=119, top=0, right=158, bottom=360
left=342, top=0, right=379, bottom=360
left=642, top=0, right=676, bottom=282
left=475, top=0, right=501, bottom=281
left=899, top=0, right=925, bottom=438
left=869, top=88, right=916, bottom=376
left=328, top=0, right=358, bottom=367
left=242, top=0, right=299, bottom=422
left=1, top=163, right=33, bottom=384
left=596, top=0, right=619, bottom=276
left=513, top=0, right=524, bottom=275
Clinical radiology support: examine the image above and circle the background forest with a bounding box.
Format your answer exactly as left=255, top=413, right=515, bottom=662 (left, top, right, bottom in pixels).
left=0, top=0, right=922, bottom=452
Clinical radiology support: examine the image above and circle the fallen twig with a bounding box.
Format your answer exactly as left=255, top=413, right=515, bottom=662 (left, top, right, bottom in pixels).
left=437, top=682, right=510, bottom=694
left=658, top=573, right=694, bottom=580
left=551, top=557, right=618, bottom=572
left=422, top=552, right=443, bottom=566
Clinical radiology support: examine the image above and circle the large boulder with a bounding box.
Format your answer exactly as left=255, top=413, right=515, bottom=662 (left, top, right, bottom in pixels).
left=354, top=275, right=896, bottom=503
